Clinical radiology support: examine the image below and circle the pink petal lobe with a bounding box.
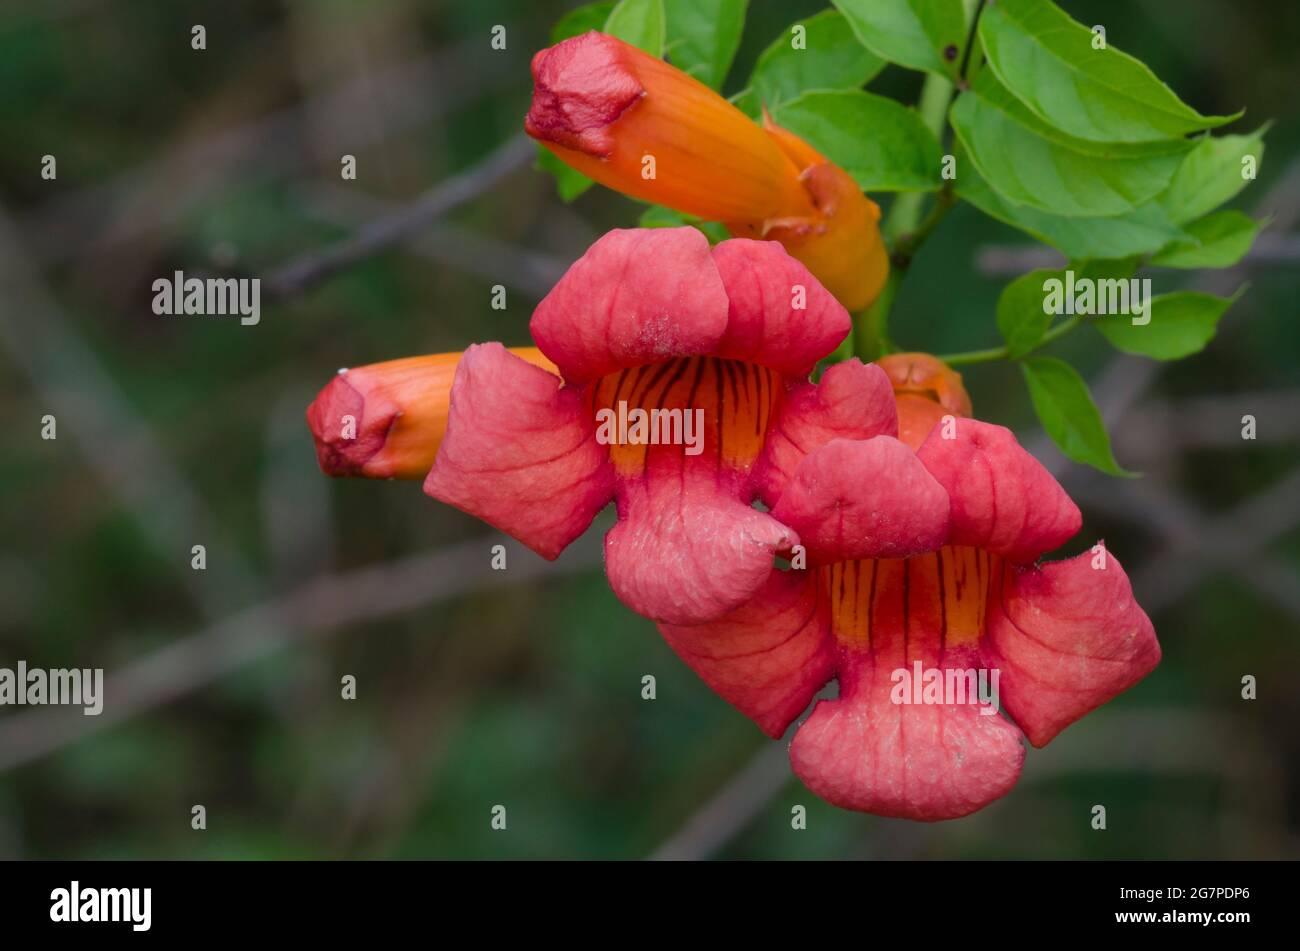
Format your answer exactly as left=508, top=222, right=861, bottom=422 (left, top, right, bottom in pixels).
left=658, top=568, right=834, bottom=738
left=530, top=227, right=729, bottom=385
left=917, top=418, right=1081, bottom=563
left=604, top=468, right=796, bottom=625
left=709, top=238, right=850, bottom=377
left=753, top=359, right=898, bottom=506
left=790, top=558, right=1024, bottom=820
left=305, top=370, right=386, bottom=476
left=423, top=343, right=614, bottom=559
left=789, top=666, right=1025, bottom=820
left=984, top=547, right=1161, bottom=747
left=770, top=437, right=950, bottom=563
left=525, top=32, right=643, bottom=157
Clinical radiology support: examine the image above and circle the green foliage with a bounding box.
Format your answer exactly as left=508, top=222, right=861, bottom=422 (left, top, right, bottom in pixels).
left=997, top=259, right=1135, bottom=360
left=996, top=268, right=1058, bottom=359
left=637, top=204, right=730, bottom=242
left=1149, top=211, right=1262, bottom=269
left=832, top=0, right=966, bottom=80
left=733, top=10, right=884, bottom=116
left=951, top=71, right=1192, bottom=217
left=551, top=1, right=616, bottom=43
left=604, top=0, right=666, bottom=56
left=535, top=146, right=595, bottom=202
left=663, top=0, right=747, bottom=89
left=979, top=0, right=1240, bottom=142
left=771, top=89, right=943, bottom=192
left=1095, top=289, right=1244, bottom=360
left=1020, top=356, right=1132, bottom=476
left=957, top=159, right=1189, bottom=259
left=1156, top=126, right=1268, bottom=224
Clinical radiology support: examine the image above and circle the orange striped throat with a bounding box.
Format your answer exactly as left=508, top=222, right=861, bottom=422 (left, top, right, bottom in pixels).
left=823, top=546, right=1004, bottom=663
left=588, top=356, right=783, bottom=478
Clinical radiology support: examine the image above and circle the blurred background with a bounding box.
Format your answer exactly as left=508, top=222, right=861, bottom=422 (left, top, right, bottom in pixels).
left=0, top=0, right=1297, bottom=859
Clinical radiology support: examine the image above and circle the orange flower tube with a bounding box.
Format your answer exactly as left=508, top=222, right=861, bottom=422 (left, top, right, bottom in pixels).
left=875, top=352, right=973, bottom=450
left=306, top=347, right=557, bottom=479
left=526, top=32, right=888, bottom=311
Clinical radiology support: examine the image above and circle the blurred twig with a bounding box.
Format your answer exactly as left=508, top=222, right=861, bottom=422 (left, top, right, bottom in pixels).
left=649, top=743, right=791, bottom=860
left=266, top=135, right=536, bottom=299
left=293, top=182, right=571, bottom=299
left=23, top=42, right=510, bottom=267
left=0, top=533, right=603, bottom=774
left=0, top=207, right=259, bottom=614
left=974, top=232, right=1300, bottom=278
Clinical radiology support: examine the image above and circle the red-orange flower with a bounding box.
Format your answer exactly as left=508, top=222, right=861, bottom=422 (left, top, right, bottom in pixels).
left=657, top=353, right=1161, bottom=819
left=307, top=348, right=555, bottom=479
left=526, top=32, right=888, bottom=311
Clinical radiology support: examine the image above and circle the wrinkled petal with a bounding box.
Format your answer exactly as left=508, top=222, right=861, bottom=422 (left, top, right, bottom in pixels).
left=753, top=359, right=898, bottom=506
left=789, top=667, right=1025, bottom=820
left=658, top=568, right=834, bottom=738
left=791, top=558, right=1025, bottom=820
left=917, top=418, right=1081, bottom=563
left=984, top=548, right=1161, bottom=747
left=770, top=437, right=950, bottom=563
left=604, top=468, right=795, bottom=625
left=424, top=343, right=614, bottom=559
left=530, top=227, right=729, bottom=385
left=710, top=238, right=849, bottom=377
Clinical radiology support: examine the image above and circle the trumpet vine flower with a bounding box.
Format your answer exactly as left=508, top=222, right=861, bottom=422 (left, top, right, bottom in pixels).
left=657, top=354, right=1161, bottom=819
left=308, top=227, right=939, bottom=627
left=525, top=31, right=889, bottom=311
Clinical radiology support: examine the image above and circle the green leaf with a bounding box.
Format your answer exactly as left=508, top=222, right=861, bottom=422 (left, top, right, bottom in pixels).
left=771, top=90, right=943, bottom=192
left=1094, top=289, right=1242, bottom=360
left=997, top=260, right=1137, bottom=358
left=733, top=10, right=885, bottom=116
left=956, top=157, right=1189, bottom=258
left=604, top=0, right=665, bottom=56
left=979, top=0, right=1241, bottom=143
left=552, top=1, right=616, bottom=42
left=1156, top=126, right=1267, bottom=225
left=1021, top=356, right=1132, bottom=476
left=1150, top=211, right=1262, bottom=269
left=950, top=73, right=1192, bottom=218
left=536, top=145, right=594, bottom=202
left=663, top=0, right=747, bottom=89
left=997, top=269, right=1058, bottom=358
left=637, top=204, right=729, bottom=242
left=832, top=0, right=966, bottom=79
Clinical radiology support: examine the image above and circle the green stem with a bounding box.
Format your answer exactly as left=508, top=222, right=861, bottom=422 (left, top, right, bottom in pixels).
left=854, top=73, right=954, bottom=361
left=939, top=315, right=1084, bottom=366
left=852, top=271, right=900, bottom=362
left=884, top=75, right=954, bottom=244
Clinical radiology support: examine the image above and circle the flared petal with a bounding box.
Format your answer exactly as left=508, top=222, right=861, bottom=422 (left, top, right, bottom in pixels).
left=789, top=666, right=1025, bottom=820
left=423, top=343, right=615, bottom=559
left=530, top=227, right=730, bottom=385
left=770, top=437, right=950, bottom=563
left=753, top=359, right=898, bottom=506
left=917, top=418, right=1081, bottom=563
left=658, top=568, right=834, bottom=738
left=984, top=548, right=1161, bottom=747
left=710, top=238, right=849, bottom=377
left=604, top=468, right=796, bottom=625
left=791, top=556, right=1025, bottom=820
